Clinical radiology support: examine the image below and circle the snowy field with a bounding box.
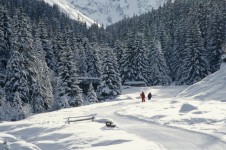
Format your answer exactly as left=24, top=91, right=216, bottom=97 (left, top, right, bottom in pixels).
left=1, top=65, right=226, bottom=149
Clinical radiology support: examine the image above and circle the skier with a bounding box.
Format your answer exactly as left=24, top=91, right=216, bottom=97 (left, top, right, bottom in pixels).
left=140, top=92, right=145, bottom=102
left=148, top=92, right=152, bottom=100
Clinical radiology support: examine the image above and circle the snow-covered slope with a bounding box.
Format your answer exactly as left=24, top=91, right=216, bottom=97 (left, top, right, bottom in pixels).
left=176, top=64, right=226, bottom=101
left=1, top=85, right=226, bottom=149
left=43, top=0, right=96, bottom=27
left=66, top=0, right=166, bottom=26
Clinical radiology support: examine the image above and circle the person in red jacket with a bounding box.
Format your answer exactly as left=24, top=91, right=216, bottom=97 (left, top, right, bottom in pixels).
left=140, top=92, right=145, bottom=102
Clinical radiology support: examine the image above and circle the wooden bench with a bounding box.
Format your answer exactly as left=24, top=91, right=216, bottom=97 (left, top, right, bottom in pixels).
left=67, top=114, right=97, bottom=124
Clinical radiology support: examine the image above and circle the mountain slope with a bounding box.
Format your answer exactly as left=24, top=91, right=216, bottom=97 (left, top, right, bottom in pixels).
left=43, top=0, right=96, bottom=26
left=66, top=0, right=166, bottom=26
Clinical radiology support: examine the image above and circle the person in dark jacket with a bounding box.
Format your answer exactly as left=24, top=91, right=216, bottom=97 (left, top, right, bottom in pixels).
left=140, top=92, right=145, bottom=102
left=148, top=92, right=152, bottom=100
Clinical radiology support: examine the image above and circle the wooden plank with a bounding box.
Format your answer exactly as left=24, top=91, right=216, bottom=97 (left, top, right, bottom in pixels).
left=68, top=114, right=97, bottom=119
left=68, top=116, right=95, bottom=124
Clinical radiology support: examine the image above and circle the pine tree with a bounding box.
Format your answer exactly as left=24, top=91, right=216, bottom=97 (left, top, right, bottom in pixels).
left=158, top=25, right=174, bottom=78
left=130, top=33, right=149, bottom=83
left=31, top=26, right=54, bottom=113
left=87, top=36, right=102, bottom=77
left=78, top=45, right=88, bottom=77
left=147, top=40, right=172, bottom=85
left=178, top=20, right=210, bottom=85
left=10, top=91, right=25, bottom=121
left=0, top=6, right=12, bottom=89
left=120, top=29, right=135, bottom=84
left=57, top=33, right=83, bottom=108
left=113, top=40, right=124, bottom=65
left=7, top=10, right=53, bottom=113
left=121, top=32, right=149, bottom=84
left=0, top=93, right=7, bottom=120
left=86, top=83, right=98, bottom=104
left=89, top=46, right=102, bottom=78
left=206, top=5, right=225, bottom=73
left=39, top=21, right=56, bottom=72
left=172, top=21, right=187, bottom=82
left=99, top=46, right=121, bottom=98
left=5, top=51, right=29, bottom=103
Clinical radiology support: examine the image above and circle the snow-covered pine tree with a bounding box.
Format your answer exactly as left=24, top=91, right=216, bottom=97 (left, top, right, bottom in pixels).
left=39, top=21, right=56, bottom=72
left=4, top=51, right=29, bottom=120
left=171, top=26, right=181, bottom=81
left=99, top=46, right=121, bottom=98
left=57, top=32, right=83, bottom=108
left=0, top=6, right=12, bottom=89
left=177, top=19, right=210, bottom=85
left=158, top=25, right=169, bottom=59
left=0, top=19, right=6, bottom=89
left=86, top=35, right=102, bottom=78
left=10, top=91, right=25, bottom=121
left=6, top=10, right=53, bottom=113
left=111, top=46, right=122, bottom=95
left=120, top=29, right=135, bottom=84
left=56, top=33, right=70, bottom=109
left=206, top=5, right=225, bottom=73
left=195, top=0, right=210, bottom=45
left=172, top=21, right=187, bottom=82
left=31, top=25, right=53, bottom=113
left=0, top=93, right=7, bottom=120
left=86, top=83, right=98, bottom=104
left=0, top=92, right=13, bottom=121
left=7, top=10, right=34, bottom=104
left=5, top=50, right=29, bottom=103
left=147, top=40, right=172, bottom=85
left=78, top=45, right=88, bottom=77
left=113, top=40, right=124, bottom=66
left=130, top=33, right=149, bottom=83
left=121, top=32, right=149, bottom=85
left=74, top=33, right=88, bottom=77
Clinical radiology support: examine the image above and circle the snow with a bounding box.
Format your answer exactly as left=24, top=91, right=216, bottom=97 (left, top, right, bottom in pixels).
left=177, top=64, right=226, bottom=101
left=1, top=64, right=226, bottom=149
left=179, top=103, right=197, bottom=112
left=0, top=107, right=162, bottom=150
left=65, top=0, right=167, bottom=26
left=0, top=137, right=10, bottom=150
left=41, top=0, right=167, bottom=26
left=42, top=0, right=97, bottom=27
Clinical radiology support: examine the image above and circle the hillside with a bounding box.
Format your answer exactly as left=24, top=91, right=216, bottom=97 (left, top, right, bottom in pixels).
left=43, top=0, right=97, bottom=26
left=66, top=0, right=166, bottom=26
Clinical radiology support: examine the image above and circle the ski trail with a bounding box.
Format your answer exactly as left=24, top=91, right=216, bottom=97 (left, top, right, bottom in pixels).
left=91, top=101, right=226, bottom=150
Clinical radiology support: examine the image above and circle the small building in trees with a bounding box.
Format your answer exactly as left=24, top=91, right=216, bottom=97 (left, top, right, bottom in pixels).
left=124, top=81, right=146, bottom=87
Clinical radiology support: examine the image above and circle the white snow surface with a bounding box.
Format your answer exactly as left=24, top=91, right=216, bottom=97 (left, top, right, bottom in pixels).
left=66, top=0, right=167, bottom=26
left=1, top=64, right=226, bottom=149
left=177, top=64, right=226, bottom=101
left=42, top=0, right=97, bottom=27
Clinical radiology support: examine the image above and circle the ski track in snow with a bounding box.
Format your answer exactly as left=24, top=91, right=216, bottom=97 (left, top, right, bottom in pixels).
left=89, top=100, right=226, bottom=150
